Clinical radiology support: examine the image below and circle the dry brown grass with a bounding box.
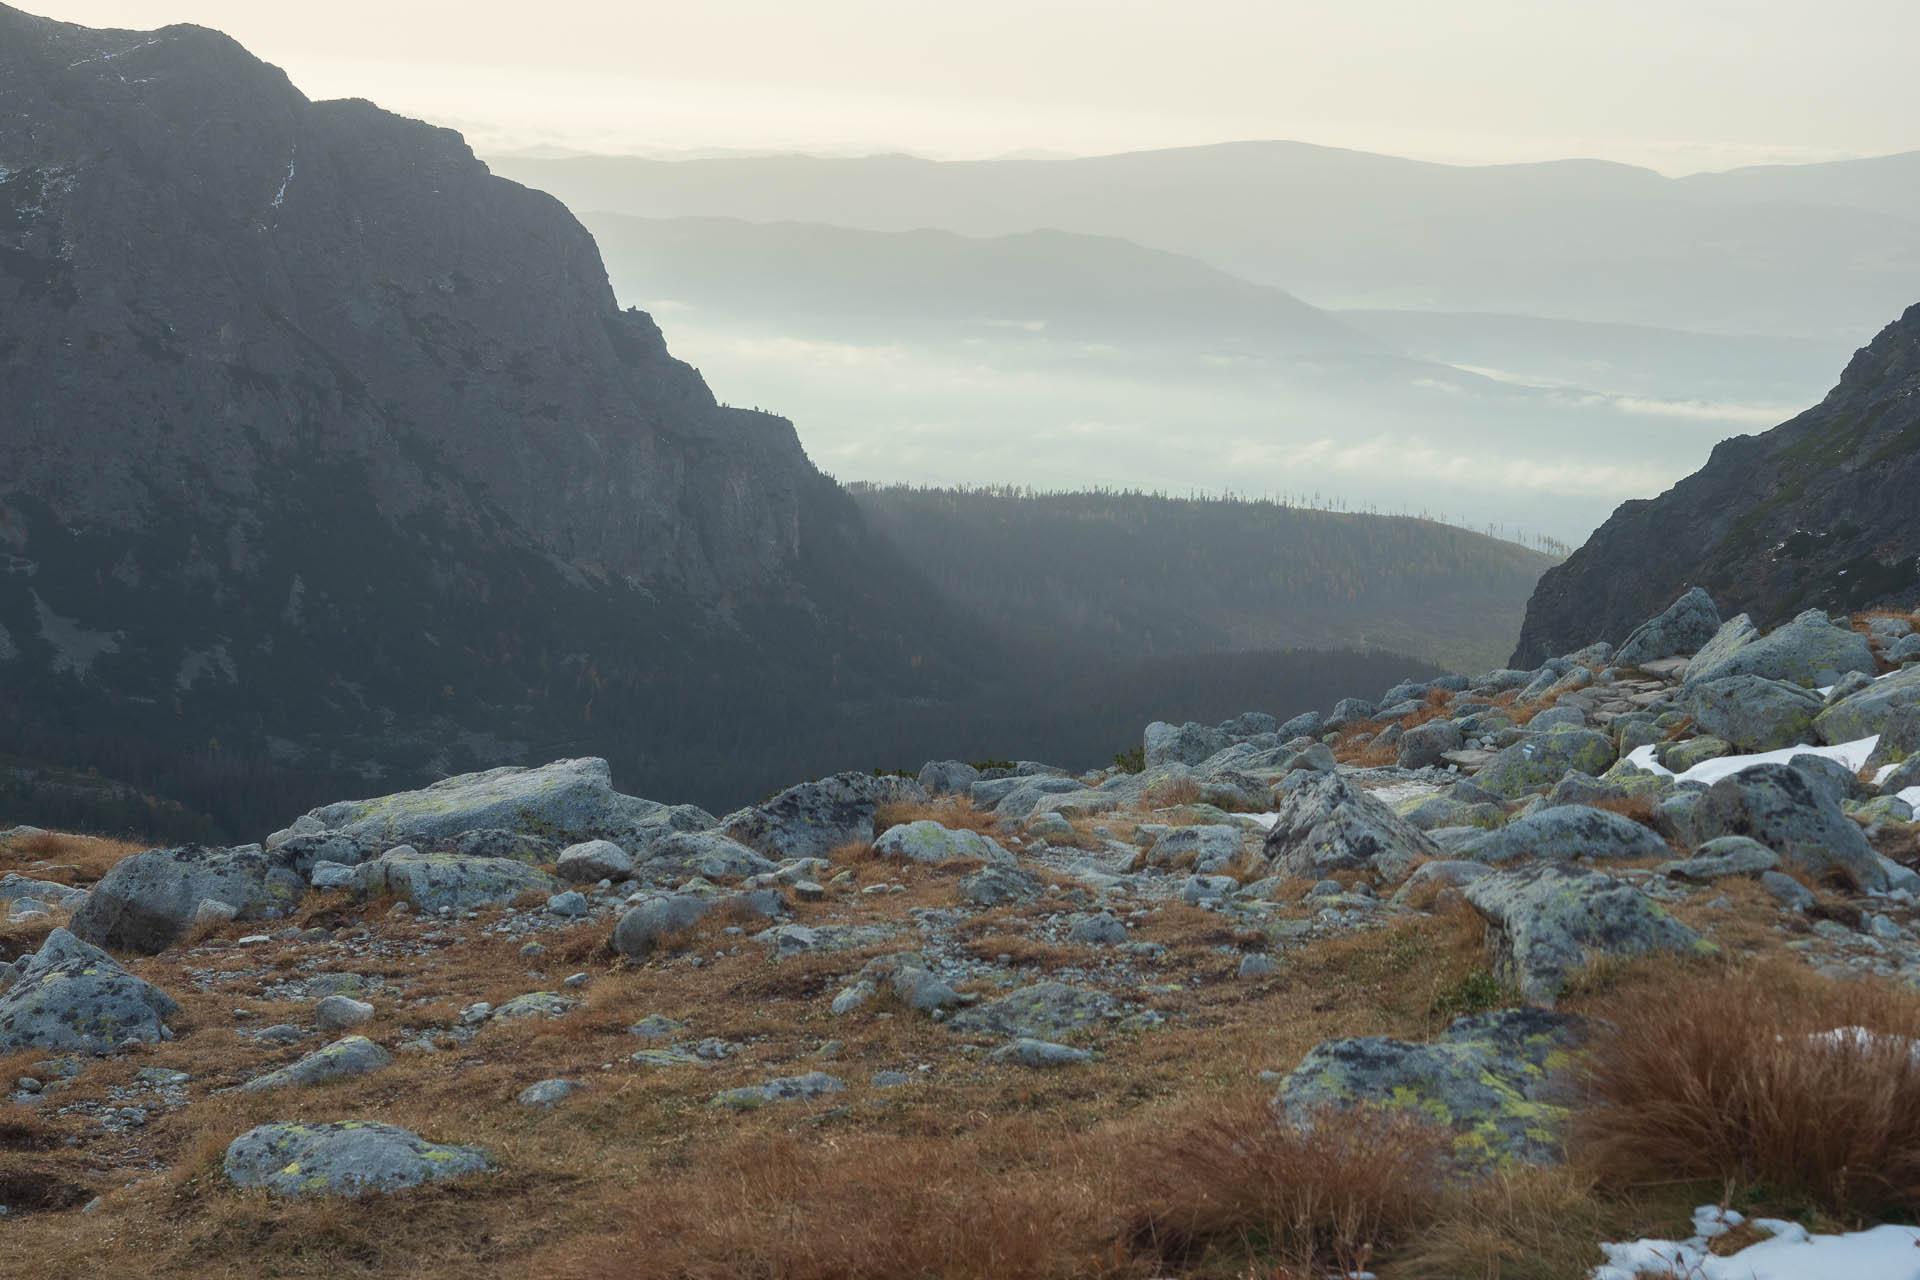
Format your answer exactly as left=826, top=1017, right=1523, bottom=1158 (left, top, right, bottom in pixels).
left=0, top=831, right=147, bottom=883
left=1576, top=961, right=1920, bottom=1222
left=875, top=795, right=1002, bottom=836
left=1124, top=1099, right=1449, bottom=1277
left=1141, top=775, right=1203, bottom=809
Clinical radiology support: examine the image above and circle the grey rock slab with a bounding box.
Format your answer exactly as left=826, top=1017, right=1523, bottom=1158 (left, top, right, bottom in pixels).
left=955, top=864, right=1043, bottom=908
left=712, top=1072, right=847, bottom=1109
left=240, top=1036, right=392, bottom=1092
left=988, top=1038, right=1094, bottom=1067
left=69, top=844, right=304, bottom=954
left=1144, top=720, right=1229, bottom=769
left=1685, top=675, right=1824, bottom=752
left=0, top=874, right=86, bottom=910
left=1396, top=720, right=1464, bottom=770
left=918, top=760, right=983, bottom=796
left=305, top=758, right=660, bottom=847
left=1465, top=862, right=1706, bottom=1005
left=1274, top=1008, right=1595, bottom=1171
left=516, top=1079, right=585, bottom=1108
left=1066, top=914, right=1129, bottom=946
left=944, top=982, right=1118, bottom=1041
left=556, top=839, right=634, bottom=883
left=722, top=771, right=924, bottom=862
left=1456, top=806, right=1670, bottom=865
left=490, top=991, right=582, bottom=1022
left=872, top=821, right=1013, bottom=866
left=1816, top=665, right=1920, bottom=746
left=313, top=995, right=374, bottom=1033
left=1659, top=837, right=1779, bottom=883
left=1686, top=610, right=1877, bottom=689
left=1473, top=729, right=1618, bottom=800
left=223, top=1122, right=489, bottom=1197
left=0, top=928, right=179, bottom=1052
left=1260, top=772, right=1440, bottom=882
left=1146, top=823, right=1246, bottom=872
left=1690, top=763, right=1889, bottom=891
left=1390, top=859, right=1495, bottom=905
left=353, top=851, right=558, bottom=913
left=636, top=831, right=777, bottom=882
left=1617, top=587, right=1722, bottom=666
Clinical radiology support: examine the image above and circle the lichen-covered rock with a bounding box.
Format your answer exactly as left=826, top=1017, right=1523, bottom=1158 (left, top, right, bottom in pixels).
left=0, top=928, right=179, bottom=1052
left=1474, top=729, right=1618, bottom=800
left=989, top=1038, right=1094, bottom=1067
left=955, top=864, right=1043, bottom=907
left=1815, top=664, right=1920, bottom=746
left=1616, top=587, right=1721, bottom=666
left=722, top=771, right=924, bottom=861
left=1684, top=675, right=1824, bottom=752
left=1274, top=1008, right=1595, bottom=1171
left=489, top=991, right=582, bottom=1022
left=872, top=821, right=1014, bottom=866
left=223, top=1122, right=489, bottom=1197
left=304, top=758, right=661, bottom=847
left=68, top=844, right=304, bottom=954
left=1690, top=763, right=1889, bottom=891
left=1685, top=610, right=1877, bottom=688
left=0, top=874, right=86, bottom=910
left=240, top=1036, right=392, bottom=1092
left=635, top=831, right=776, bottom=881
left=944, top=981, right=1118, bottom=1041
left=1390, top=859, right=1495, bottom=905
left=712, top=1072, right=846, bottom=1109
left=1261, top=772, right=1440, bottom=882
left=352, top=850, right=558, bottom=912
left=1659, top=837, right=1779, bottom=883
left=1397, top=720, right=1464, bottom=770
left=1457, top=806, right=1670, bottom=865
left=1465, top=862, right=1706, bottom=1005
left=917, top=759, right=983, bottom=796
left=976, top=774, right=1089, bottom=821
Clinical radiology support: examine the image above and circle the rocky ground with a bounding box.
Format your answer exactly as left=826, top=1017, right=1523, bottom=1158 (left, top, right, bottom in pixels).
left=2, top=591, right=1919, bottom=1278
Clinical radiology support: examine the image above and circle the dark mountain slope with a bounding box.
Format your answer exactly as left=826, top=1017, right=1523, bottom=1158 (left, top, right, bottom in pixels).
left=1512, top=304, right=1920, bottom=664
left=0, top=6, right=1000, bottom=826
left=852, top=487, right=1559, bottom=674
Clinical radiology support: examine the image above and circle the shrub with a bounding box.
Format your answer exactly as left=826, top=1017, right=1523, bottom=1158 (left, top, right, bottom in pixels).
left=1576, top=962, right=1920, bottom=1222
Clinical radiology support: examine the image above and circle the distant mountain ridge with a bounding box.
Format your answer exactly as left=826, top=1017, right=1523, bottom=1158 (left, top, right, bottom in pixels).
left=493, top=141, right=1920, bottom=340
left=1513, top=303, right=1920, bottom=664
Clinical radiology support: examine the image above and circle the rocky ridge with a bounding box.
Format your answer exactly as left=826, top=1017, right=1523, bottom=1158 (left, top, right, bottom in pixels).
left=2, top=589, right=1918, bottom=1232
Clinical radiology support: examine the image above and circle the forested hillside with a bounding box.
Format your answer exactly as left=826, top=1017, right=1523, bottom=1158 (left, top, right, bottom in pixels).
left=851, top=486, right=1560, bottom=673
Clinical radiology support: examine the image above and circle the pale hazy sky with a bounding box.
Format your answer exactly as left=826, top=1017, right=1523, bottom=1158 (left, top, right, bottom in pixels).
left=24, top=1, right=1920, bottom=173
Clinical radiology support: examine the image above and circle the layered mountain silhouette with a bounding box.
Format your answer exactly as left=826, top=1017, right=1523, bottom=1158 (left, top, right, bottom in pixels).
left=0, top=5, right=1472, bottom=835
left=1514, top=303, right=1920, bottom=664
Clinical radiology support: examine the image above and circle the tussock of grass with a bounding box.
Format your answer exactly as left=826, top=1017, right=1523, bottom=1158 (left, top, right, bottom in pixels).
left=874, top=796, right=1000, bottom=836
left=1577, top=962, right=1920, bottom=1223
left=1124, top=1099, right=1450, bottom=1276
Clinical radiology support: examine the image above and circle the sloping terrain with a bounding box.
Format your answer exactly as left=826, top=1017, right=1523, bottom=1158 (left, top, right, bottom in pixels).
left=1514, top=303, right=1920, bottom=664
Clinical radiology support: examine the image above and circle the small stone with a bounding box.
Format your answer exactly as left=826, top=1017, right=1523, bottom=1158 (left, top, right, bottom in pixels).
left=1238, top=953, right=1277, bottom=979
left=562, top=972, right=589, bottom=989
left=988, top=1038, right=1094, bottom=1068
left=516, top=1078, right=585, bottom=1108
left=546, top=891, right=589, bottom=917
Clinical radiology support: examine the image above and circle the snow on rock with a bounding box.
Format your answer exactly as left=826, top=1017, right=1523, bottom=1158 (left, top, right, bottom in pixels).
left=1626, top=736, right=1882, bottom=787
left=1592, top=1205, right=1920, bottom=1280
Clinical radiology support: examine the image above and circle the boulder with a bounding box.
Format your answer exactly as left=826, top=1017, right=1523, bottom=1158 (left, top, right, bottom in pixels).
left=1146, top=823, right=1246, bottom=872
left=223, top=1122, right=489, bottom=1197
left=1689, top=763, right=1889, bottom=891
left=314, top=995, right=375, bottom=1033
left=871, top=821, right=1014, bottom=866
left=1465, top=862, right=1706, bottom=1005
left=1684, top=676, right=1823, bottom=752
left=989, top=1038, right=1094, bottom=1067
left=1274, top=1008, right=1595, bottom=1171
left=1474, top=728, right=1617, bottom=800
left=945, top=982, right=1118, bottom=1041
left=1397, top=720, right=1464, bottom=770
left=1685, top=610, right=1877, bottom=688
left=555, top=840, right=633, bottom=883
left=712, top=1072, right=848, bottom=1108
left=956, top=864, right=1043, bottom=907
left=240, top=1036, right=392, bottom=1092
left=1815, top=665, right=1920, bottom=746
left=917, top=760, right=983, bottom=796
left=1144, top=721, right=1230, bottom=769
left=1275, top=710, right=1327, bottom=741
left=0, top=874, right=87, bottom=910
left=352, top=850, right=558, bottom=912
left=1616, top=587, right=1722, bottom=666
left=1456, top=806, right=1670, bottom=865
left=612, top=890, right=784, bottom=960
left=490, top=991, right=583, bottom=1022
left=0, top=928, right=179, bottom=1052
left=1390, top=859, right=1494, bottom=905
left=635, top=831, right=776, bottom=882
left=1066, top=914, right=1129, bottom=946
left=1659, top=837, right=1779, bottom=883
left=1261, top=773, right=1440, bottom=882
left=723, top=772, right=924, bottom=861
left=68, top=844, right=304, bottom=954
left=975, top=774, right=1089, bottom=821
left=303, top=758, right=660, bottom=846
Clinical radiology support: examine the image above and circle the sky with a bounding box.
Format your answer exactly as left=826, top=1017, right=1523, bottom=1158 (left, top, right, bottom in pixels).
left=23, top=0, right=1920, bottom=173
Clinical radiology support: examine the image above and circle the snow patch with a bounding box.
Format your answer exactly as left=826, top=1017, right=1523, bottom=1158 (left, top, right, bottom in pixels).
left=1592, top=1204, right=1920, bottom=1279
left=1901, top=786, right=1920, bottom=811
left=271, top=152, right=296, bottom=210
left=1626, top=737, right=1881, bottom=787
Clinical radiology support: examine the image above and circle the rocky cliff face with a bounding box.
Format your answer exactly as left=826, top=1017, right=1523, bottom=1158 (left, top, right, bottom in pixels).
left=1513, top=303, right=1920, bottom=665
left=0, top=6, right=989, bottom=824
